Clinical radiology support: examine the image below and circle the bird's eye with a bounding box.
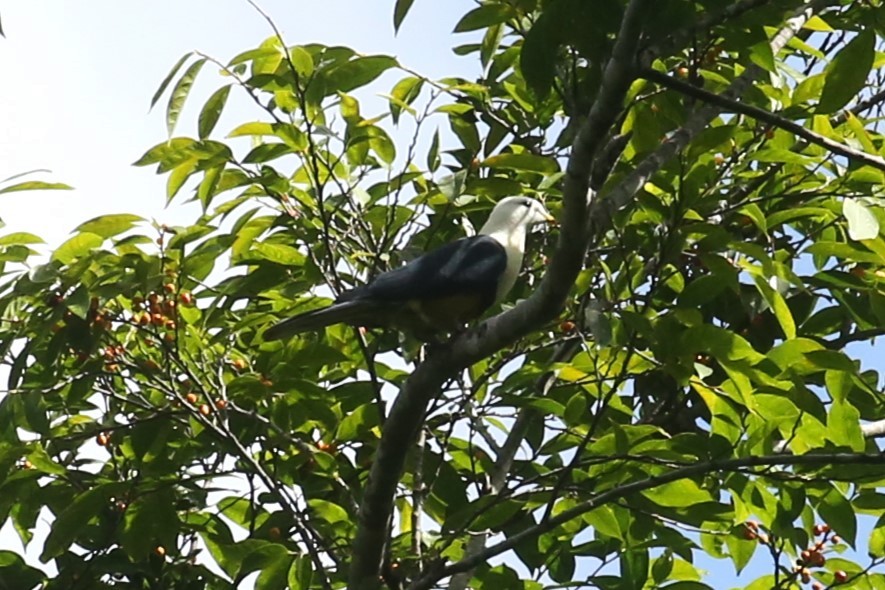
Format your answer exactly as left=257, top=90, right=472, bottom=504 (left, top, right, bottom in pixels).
left=522, top=200, right=531, bottom=207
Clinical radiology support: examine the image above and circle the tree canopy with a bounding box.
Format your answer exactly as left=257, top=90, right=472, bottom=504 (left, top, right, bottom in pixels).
left=2, top=0, right=885, bottom=589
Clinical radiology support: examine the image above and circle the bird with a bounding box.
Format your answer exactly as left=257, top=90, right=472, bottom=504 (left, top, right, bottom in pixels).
left=263, top=196, right=554, bottom=341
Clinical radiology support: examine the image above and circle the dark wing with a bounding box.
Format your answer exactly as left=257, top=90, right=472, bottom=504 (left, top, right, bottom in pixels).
left=264, top=235, right=507, bottom=340
left=339, top=235, right=507, bottom=310
left=263, top=299, right=383, bottom=340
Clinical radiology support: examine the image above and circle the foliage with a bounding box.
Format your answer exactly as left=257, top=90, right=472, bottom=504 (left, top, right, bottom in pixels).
left=2, top=1, right=885, bottom=589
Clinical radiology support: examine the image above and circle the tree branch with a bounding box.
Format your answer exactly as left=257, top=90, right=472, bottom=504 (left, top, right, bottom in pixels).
left=641, top=67, right=885, bottom=172
left=409, top=452, right=885, bottom=589
left=346, top=1, right=652, bottom=587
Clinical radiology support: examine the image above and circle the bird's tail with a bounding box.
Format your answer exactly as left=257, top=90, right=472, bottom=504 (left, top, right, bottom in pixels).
left=263, top=300, right=376, bottom=341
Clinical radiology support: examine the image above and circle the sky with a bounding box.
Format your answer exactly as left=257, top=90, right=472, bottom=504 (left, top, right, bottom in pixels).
left=0, top=0, right=475, bottom=248
left=0, top=2, right=881, bottom=589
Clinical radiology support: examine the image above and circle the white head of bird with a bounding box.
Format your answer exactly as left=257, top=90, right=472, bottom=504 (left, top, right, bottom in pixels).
left=479, top=197, right=554, bottom=301
left=479, top=197, right=554, bottom=241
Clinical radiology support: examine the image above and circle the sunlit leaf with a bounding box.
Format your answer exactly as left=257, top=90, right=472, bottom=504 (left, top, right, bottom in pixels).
left=0, top=181, right=73, bottom=195
left=198, top=85, right=232, bottom=139
left=151, top=52, right=193, bottom=110
left=843, top=197, right=879, bottom=241
left=167, top=58, right=206, bottom=136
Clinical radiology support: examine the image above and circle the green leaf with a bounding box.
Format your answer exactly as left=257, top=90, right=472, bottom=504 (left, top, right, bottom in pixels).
left=388, top=76, right=423, bottom=124
left=288, top=555, right=314, bottom=590
left=274, top=123, right=308, bottom=152
left=825, top=369, right=852, bottom=404
left=642, top=479, right=715, bottom=508
left=752, top=148, right=817, bottom=166
left=583, top=506, right=623, bottom=540
left=0, top=550, right=44, bottom=589
left=65, top=285, right=91, bottom=320
left=843, top=197, right=879, bottom=241
left=453, top=4, right=514, bottom=32
left=251, top=243, right=306, bottom=266
left=393, top=0, right=416, bottom=33
left=167, top=58, right=206, bottom=136
left=287, top=46, right=314, bottom=78
left=325, top=56, right=398, bottom=94
left=307, top=499, right=351, bottom=527
left=0, top=181, right=73, bottom=195
left=818, top=485, right=857, bottom=546
left=41, top=483, right=124, bottom=560
left=52, top=232, right=103, bottom=264
left=0, top=232, right=44, bottom=246
left=151, top=52, right=193, bottom=109
left=870, top=515, right=885, bottom=557
left=228, top=122, right=275, bottom=137
left=805, top=241, right=883, bottom=264
left=725, top=526, right=757, bottom=574
left=470, top=499, right=524, bottom=531
left=818, top=29, right=874, bottom=113
left=198, top=85, right=232, bottom=139
left=121, top=490, right=179, bottom=559
left=752, top=276, right=795, bottom=340
left=427, top=128, right=441, bottom=172
left=827, top=400, right=864, bottom=451
left=75, top=214, right=143, bottom=238
left=336, top=403, right=379, bottom=441
left=438, top=170, right=467, bottom=201
left=680, top=325, right=764, bottom=364
left=482, top=153, right=558, bottom=174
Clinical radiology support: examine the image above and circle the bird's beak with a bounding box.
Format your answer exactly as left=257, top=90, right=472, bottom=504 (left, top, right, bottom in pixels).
left=543, top=211, right=557, bottom=225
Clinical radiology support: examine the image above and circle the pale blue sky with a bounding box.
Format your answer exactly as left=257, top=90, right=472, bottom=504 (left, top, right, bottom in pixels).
left=0, top=0, right=473, bottom=246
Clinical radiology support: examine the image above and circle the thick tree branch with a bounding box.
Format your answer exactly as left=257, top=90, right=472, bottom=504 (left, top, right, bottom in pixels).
left=346, top=1, right=651, bottom=588
left=641, top=67, right=885, bottom=172
left=409, top=451, right=885, bottom=589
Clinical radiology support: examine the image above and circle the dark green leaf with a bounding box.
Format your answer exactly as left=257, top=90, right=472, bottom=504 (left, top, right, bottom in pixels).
left=0, top=550, right=44, bottom=589
left=198, top=85, right=232, bottom=139
left=453, top=5, right=514, bottom=32
left=325, top=56, right=398, bottom=94
left=482, top=153, right=558, bottom=174
left=393, top=0, right=416, bottom=33
left=818, top=29, right=874, bottom=113
left=818, top=485, right=857, bottom=546
left=41, top=483, right=124, bottom=560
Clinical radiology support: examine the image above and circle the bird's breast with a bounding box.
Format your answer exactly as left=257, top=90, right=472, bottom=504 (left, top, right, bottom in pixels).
left=495, top=243, right=524, bottom=301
